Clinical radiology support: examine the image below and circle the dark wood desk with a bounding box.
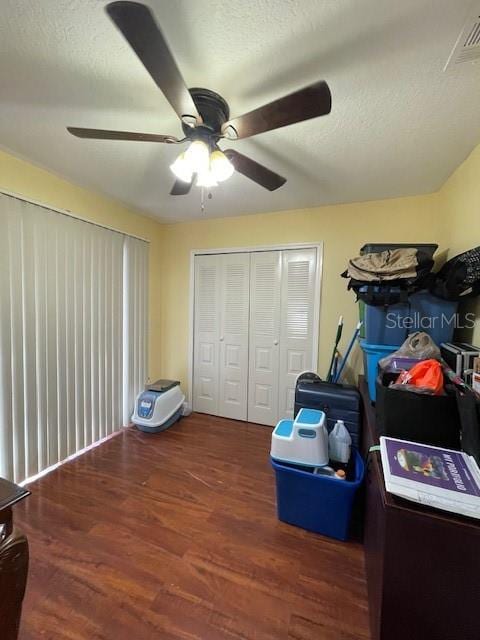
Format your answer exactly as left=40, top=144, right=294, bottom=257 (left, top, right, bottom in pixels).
left=361, top=378, right=480, bottom=640
left=0, top=478, right=30, bottom=640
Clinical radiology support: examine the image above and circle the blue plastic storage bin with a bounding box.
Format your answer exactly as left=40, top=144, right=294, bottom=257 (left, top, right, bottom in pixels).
left=360, top=289, right=459, bottom=347
left=360, top=243, right=438, bottom=258
left=364, top=300, right=410, bottom=345
left=360, top=340, right=399, bottom=402
left=409, top=291, right=459, bottom=346
left=358, top=285, right=410, bottom=345
left=271, top=449, right=364, bottom=541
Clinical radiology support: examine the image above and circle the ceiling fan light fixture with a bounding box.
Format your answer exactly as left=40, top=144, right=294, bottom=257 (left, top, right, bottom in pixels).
left=184, top=140, right=210, bottom=174
left=169, top=152, right=193, bottom=183
left=196, top=169, right=218, bottom=188
left=209, top=150, right=234, bottom=182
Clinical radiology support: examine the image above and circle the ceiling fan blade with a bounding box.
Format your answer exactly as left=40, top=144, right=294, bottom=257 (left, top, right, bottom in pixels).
left=67, top=127, right=180, bottom=143
left=106, top=2, right=202, bottom=125
left=224, top=149, right=286, bottom=191
left=222, top=81, right=331, bottom=140
left=170, top=178, right=193, bottom=196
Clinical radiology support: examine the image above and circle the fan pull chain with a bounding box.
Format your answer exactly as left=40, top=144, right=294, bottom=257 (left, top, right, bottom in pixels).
left=199, top=188, right=213, bottom=214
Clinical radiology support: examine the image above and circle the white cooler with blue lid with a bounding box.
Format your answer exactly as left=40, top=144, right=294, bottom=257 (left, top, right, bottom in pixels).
left=132, top=379, right=185, bottom=433
left=270, top=408, right=328, bottom=467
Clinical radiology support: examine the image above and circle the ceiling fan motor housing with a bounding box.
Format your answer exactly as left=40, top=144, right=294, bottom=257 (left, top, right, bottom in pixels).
left=182, top=88, right=230, bottom=140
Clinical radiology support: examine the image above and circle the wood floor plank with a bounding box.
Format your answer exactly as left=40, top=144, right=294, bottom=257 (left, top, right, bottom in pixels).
left=15, top=412, right=370, bottom=640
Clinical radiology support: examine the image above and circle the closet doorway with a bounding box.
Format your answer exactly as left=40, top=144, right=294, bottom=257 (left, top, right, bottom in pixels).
left=189, top=244, right=322, bottom=426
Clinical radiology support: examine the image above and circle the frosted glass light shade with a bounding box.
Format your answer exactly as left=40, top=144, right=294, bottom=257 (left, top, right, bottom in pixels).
left=170, top=153, right=193, bottom=183
left=196, top=170, right=218, bottom=188
left=184, top=140, right=210, bottom=173
left=210, top=150, right=234, bottom=182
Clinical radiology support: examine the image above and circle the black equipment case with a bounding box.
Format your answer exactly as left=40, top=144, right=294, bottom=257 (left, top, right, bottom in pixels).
left=294, top=378, right=362, bottom=449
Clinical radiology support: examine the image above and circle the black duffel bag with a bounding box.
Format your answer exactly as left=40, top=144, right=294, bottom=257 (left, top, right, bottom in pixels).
left=375, top=372, right=461, bottom=450
left=429, top=246, right=480, bottom=301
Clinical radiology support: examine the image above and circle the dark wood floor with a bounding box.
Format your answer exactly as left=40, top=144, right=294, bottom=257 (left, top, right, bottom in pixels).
left=15, top=413, right=370, bottom=640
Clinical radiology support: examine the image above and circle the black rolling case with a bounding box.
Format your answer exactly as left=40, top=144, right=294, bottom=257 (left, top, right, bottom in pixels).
left=294, top=378, right=363, bottom=449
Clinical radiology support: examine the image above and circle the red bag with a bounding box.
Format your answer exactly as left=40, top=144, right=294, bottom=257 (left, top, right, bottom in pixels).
left=395, top=359, right=444, bottom=395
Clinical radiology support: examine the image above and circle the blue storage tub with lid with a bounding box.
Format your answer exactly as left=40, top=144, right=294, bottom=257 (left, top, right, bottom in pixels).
left=360, top=340, right=399, bottom=402
left=271, top=449, right=364, bottom=541
left=360, top=290, right=459, bottom=347
left=360, top=243, right=438, bottom=257
left=364, top=299, right=410, bottom=345
left=409, top=291, right=458, bottom=346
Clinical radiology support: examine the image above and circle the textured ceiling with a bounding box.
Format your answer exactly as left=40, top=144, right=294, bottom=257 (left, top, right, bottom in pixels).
left=0, top=0, right=479, bottom=222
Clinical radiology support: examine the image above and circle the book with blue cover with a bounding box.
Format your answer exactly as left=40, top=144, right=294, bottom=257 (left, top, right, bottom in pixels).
left=379, top=436, right=480, bottom=519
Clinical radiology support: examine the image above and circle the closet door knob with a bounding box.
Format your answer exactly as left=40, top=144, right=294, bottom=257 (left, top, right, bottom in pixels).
left=274, top=340, right=279, bottom=346
left=220, top=336, right=224, bottom=342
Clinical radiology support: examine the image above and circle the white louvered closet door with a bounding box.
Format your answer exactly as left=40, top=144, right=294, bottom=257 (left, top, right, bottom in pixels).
left=247, top=251, right=282, bottom=426
left=193, top=248, right=318, bottom=425
left=278, top=248, right=317, bottom=419
left=193, top=255, right=221, bottom=415
left=218, top=253, right=250, bottom=421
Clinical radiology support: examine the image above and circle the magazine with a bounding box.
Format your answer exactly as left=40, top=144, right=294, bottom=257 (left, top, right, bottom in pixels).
left=379, top=436, right=480, bottom=519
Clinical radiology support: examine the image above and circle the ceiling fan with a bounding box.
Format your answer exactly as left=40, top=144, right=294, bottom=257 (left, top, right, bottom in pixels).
left=67, top=1, right=332, bottom=195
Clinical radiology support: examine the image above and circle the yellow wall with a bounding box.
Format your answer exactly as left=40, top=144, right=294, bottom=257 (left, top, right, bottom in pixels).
left=159, top=192, right=444, bottom=392
left=0, top=149, right=164, bottom=380
left=440, top=144, right=480, bottom=345
left=3, top=139, right=478, bottom=397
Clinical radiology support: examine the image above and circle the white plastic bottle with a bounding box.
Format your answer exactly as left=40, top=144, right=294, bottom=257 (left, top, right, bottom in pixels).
left=328, top=420, right=352, bottom=465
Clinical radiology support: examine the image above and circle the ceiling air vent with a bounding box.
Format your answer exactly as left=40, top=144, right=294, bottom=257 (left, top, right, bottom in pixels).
left=444, top=5, right=480, bottom=70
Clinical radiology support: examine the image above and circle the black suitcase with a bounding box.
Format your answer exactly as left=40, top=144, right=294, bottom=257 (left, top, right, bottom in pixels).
left=294, top=378, right=363, bottom=449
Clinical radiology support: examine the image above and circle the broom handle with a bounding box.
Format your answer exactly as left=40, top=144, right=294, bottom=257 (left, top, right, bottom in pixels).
left=327, top=316, right=343, bottom=382
left=334, top=321, right=362, bottom=383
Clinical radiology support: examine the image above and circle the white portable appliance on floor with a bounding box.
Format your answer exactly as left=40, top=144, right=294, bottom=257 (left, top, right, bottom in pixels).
left=132, top=379, right=185, bottom=433
left=270, top=408, right=328, bottom=467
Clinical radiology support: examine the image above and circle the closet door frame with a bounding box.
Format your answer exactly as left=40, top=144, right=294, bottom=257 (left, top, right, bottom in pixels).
left=188, top=242, right=323, bottom=413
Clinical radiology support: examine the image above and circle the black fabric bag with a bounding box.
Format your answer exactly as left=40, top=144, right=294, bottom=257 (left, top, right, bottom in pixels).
left=294, top=379, right=362, bottom=448
left=456, top=390, right=480, bottom=465
left=375, top=373, right=461, bottom=450
left=345, top=280, right=428, bottom=306
left=429, top=246, right=480, bottom=301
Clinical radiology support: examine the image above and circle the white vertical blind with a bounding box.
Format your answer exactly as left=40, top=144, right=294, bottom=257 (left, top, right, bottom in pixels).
left=0, top=193, right=148, bottom=483
left=122, top=235, right=148, bottom=426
